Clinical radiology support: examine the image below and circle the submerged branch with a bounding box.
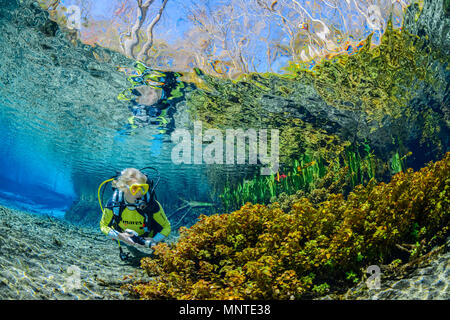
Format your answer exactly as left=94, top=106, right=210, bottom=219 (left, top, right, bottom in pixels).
left=166, top=198, right=216, bottom=220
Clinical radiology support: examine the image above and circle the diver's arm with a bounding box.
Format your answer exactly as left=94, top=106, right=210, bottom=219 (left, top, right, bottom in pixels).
left=143, top=232, right=166, bottom=248
left=143, top=203, right=171, bottom=246
left=153, top=202, right=171, bottom=239
left=152, top=232, right=166, bottom=243
left=99, top=208, right=119, bottom=239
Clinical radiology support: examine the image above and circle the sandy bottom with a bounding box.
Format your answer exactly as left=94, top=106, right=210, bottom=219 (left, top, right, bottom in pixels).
left=0, top=206, right=154, bottom=299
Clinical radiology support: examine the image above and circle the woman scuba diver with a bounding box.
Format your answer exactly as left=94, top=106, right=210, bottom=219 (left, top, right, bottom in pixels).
left=98, top=167, right=170, bottom=260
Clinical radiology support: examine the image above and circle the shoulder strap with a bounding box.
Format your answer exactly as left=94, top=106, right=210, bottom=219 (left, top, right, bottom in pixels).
left=138, top=191, right=162, bottom=236
left=107, top=190, right=125, bottom=231
left=113, top=190, right=123, bottom=215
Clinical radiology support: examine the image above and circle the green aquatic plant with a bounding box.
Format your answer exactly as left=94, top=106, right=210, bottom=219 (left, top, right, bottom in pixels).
left=124, top=153, right=450, bottom=299
left=410, top=222, right=420, bottom=241
left=345, top=271, right=359, bottom=284
left=343, top=141, right=379, bottom=189
left=390, top=151, right=412, bottom=175
left=219, top=153, right=326, bottom=212
left=391, top=152, right=403, bottom=174
left=311, top=283, right=330, bottom=296
left=219, top=141, right=388, bottom=212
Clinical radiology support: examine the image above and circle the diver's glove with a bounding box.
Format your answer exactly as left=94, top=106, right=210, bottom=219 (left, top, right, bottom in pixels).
left=108, top=229, right=120, bottom=240
left=144, top=239, right=157, bottom=248
left=152, top=232, right=166, bottom=243
left=144, top=233, right=166, bottom=248
left=124, top=229, right=166, bottom=248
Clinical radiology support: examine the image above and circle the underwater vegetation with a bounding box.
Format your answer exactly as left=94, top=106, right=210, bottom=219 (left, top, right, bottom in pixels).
left=187, top=11, right=449, bottom=174
left=124, top=152, right=449, bottom=300
left=188, top=9, right=448, bottom=215
left=219, top=153, right=326, bottom=213
left=288, top=20, right=449, bottom=122
left=286, top=17, right=448, bottom=165
left=186, top=67, right=352, bottom=166
left=219, top=141, right=413, bottom=213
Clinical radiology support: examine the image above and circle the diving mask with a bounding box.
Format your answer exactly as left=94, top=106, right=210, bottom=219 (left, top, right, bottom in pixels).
left=129, top=183, right=149, bottom=196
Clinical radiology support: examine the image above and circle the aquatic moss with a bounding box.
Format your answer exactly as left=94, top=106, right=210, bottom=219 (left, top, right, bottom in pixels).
left=124, top=152, right=450, bottom=299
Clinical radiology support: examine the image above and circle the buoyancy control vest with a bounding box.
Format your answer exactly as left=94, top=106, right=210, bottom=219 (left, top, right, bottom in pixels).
left=105, top=181, right=163, bottom=237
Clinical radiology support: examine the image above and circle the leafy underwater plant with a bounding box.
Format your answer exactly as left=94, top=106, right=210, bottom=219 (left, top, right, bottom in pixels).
left=390, top=151, right=412, bottom=175
left=124, top=152, right=450, bottom=300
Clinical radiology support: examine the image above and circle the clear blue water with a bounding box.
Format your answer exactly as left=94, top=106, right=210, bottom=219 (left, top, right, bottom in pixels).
left=0, top=94, right=219, bottom=218
left=0, top=1, right=222, bottom=220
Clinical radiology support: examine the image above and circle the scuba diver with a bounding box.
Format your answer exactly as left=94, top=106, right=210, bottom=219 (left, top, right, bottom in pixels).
left=126, top=90, right=166, bottom=129
left=98, top=167, right=170, bottom=261
left=117, top=62, right=188, bottom=134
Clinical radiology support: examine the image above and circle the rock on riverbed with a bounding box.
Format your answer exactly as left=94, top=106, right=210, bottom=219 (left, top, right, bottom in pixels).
left=321, top=237, right=450, bottom=300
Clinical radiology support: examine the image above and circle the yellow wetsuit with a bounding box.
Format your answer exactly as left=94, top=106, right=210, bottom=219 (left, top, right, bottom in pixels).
left=100, top=200, right=171, bottom=238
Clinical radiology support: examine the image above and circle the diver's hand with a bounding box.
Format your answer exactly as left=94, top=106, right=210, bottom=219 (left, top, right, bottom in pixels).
left=144, top=237, right=157, bottom=248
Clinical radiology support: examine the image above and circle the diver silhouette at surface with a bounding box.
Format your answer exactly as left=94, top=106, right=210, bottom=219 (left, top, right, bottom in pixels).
left=118, top=62, right=188, bottom=134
